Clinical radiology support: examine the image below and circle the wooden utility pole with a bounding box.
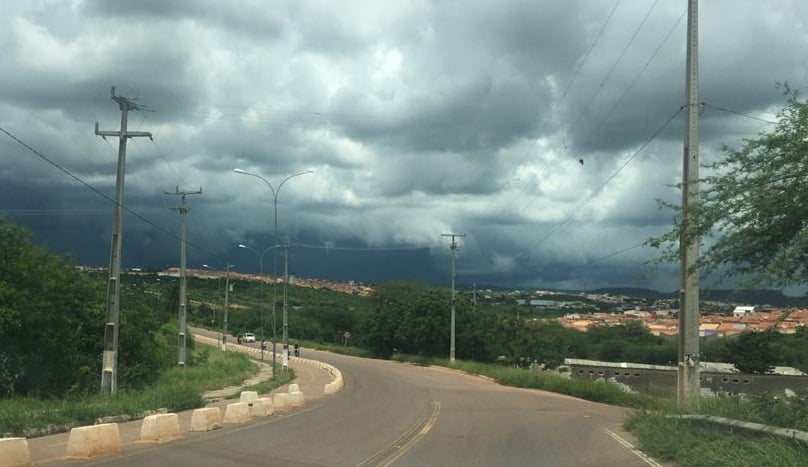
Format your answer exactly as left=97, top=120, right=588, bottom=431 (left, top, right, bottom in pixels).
left=95, top=87, right=152, bottom=394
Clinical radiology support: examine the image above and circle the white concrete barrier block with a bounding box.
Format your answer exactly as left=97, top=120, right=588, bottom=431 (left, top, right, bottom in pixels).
left=324, top=382, right=337, bottom=395
left=65, top=423, right=121, bottom=458
left=251, top=397, right=274, bottom=417
left=273, top=393, right=291, bottom=411
left=223, top=402, right=252, bottom=424
left=0, top=438, right=30, bottom=467
left=288, top=383, right=300, bottom=393
left=289, top=390, right=305, bottom=407
left=239, top=391, right=259, bottom=404
left=189, top=407, right=222, bottom=432
left=139, top=413, right=181, bottom=443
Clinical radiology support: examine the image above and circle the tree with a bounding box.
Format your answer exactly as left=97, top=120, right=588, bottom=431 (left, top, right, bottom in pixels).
left=649, top=89, right=808, bottom=286
left=725, top=330, right=780, bottom=374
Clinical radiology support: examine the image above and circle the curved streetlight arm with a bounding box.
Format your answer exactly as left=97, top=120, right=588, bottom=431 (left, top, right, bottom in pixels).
left=233, top=169, right=276, bottom=197
left=277, top=170, right=314, bottom=194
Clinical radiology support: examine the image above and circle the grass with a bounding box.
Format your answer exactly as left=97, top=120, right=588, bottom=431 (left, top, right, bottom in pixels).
left=625, top=411, right=808, bottom=467
left=240, top=368, right=296, bottom=396
left=291, top=338, right=374, bottom=359
left=390, top=353, right=660, bottom=409
left=695, top=392, right=808, bottom=432
left=0, top=346, right=257, bottom=437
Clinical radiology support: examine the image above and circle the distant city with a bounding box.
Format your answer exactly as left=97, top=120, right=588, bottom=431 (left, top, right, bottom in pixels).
left=81, top=266, right=808, bottom=337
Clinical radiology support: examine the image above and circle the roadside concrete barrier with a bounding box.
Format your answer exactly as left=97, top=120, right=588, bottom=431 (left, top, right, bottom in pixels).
left=324, top=382, right=337, bottom=395
left=289, top=388, right=305, bottom=407
left=239, top=390, right=259, bottom=404
left=223, top=402, right=252, bottom=424
left=189, top=407, right=222, bottom=432
left=65, top=423, right=121, bottom=459
left=139, top=413, right=181, bottom=443
left=250, top=397, right=274, bottom=417
left=0, top=437, right=30, bottom=467
left=288, top=383, right=300, bottom=393
left=273, top=393, right=291, bottom=411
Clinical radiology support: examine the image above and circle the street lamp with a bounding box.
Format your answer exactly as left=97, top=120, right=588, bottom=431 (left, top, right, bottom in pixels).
left=201, top=262, right=233, bottom=351
left=237, top=243, right=281, bottom=368
left=200, top=264, right=222, bottom=343
left=233, top=168, right=312, bottom=369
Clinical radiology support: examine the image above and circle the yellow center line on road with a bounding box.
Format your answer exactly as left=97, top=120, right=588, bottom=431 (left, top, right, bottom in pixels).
left=355, top=401, right=441, bottom=467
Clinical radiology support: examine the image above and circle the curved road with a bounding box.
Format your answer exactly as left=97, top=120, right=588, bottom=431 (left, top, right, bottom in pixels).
left=69, top=349, right=658, bottom=466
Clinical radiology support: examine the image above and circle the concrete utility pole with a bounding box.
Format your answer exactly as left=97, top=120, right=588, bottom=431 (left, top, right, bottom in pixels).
left=442, top=233, right=466, bottom=362
left=166, top=187, right=203, bottom=367
left=679, top=0, right=701, bottom=409
left=283, top=242, right=290, bottom=369
left=95, top=87, right=152, bottom=394
left=224, top=262, right=233, bottom=351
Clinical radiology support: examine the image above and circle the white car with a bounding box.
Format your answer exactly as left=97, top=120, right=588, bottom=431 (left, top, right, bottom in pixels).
left=243, top=333, right=256, bottom=343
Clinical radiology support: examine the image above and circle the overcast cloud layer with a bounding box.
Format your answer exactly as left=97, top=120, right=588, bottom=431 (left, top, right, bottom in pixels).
left=2, top=0, right=807, bottom=291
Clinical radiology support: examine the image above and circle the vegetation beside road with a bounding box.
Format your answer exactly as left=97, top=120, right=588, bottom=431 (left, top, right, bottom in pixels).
left=240, top=368, right=295, bottom=397
left=626, top=411, right=808, bottom=467
left=391, top=353, right=659, bottom=409
left=0, top=348, right=256, bottom=437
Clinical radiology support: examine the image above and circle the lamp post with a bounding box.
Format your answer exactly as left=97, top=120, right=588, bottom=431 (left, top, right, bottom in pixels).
left=233, top=168, right=312, bottom=369
left=238, top=243, right=281, bottom=367
left=200, top=262, right=233, bottom=350
left=201, top=264, right=223, bottom=344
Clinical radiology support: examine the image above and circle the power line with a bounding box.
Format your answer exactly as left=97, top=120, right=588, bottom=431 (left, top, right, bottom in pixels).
left=0, top=208, right=111, bottom=216
left=522, top=5, right=684, bottom=213
left=291, top=242, right=430, bottom=252
left=516, top=106, right=683, bottom=262
left=701, top=102, right=777, bottom=125
left=485, top=0, right=622, bottom=210
left=496, top=0, right=662, bottom=212
left=0, top=126, right=220, bottom=259
left=588, top=243, right=644, bottom=264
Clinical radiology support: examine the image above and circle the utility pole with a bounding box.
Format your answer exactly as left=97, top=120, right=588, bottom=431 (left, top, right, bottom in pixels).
left=223, top=262, right=232, bottom=351
left=282, top=242, right=290, bottom=369
left=679, top=0, right=701, bottom=409
left=95, top=87, right=152, bottom=394
left=442, top=233, right=466, bottom=362
left=473, top=283, right=477, bottom=305
left=165, top=187, right=203, bottom=367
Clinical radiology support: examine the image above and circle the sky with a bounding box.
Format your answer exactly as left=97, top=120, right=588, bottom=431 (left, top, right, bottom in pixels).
left=2, top=0, right=807, bottom=291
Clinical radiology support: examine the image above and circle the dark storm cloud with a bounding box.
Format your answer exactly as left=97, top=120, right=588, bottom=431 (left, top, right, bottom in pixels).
left=2, top=0, right=807, bottom=291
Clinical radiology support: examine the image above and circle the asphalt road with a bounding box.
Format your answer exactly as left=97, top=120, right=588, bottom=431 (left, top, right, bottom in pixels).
left=65, top=349, right=658, bottom=467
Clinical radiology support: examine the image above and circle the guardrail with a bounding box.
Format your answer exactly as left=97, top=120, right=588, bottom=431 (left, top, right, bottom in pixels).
left=670, top=414, right=808, bottom=443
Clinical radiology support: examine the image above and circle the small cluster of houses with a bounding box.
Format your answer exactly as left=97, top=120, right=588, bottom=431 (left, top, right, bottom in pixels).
left=556, top=306, right=808, bottom=337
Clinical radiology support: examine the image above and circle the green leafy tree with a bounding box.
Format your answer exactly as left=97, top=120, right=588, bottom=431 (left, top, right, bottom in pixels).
left=650, top=89, right=808, bottom=286
left=726, top=330, right=781, bottom=374
left=0, top=217, right=104, bottom=396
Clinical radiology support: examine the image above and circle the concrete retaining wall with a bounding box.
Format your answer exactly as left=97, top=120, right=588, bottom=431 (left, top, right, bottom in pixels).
left=567, top=360, right=808, bottom=397
left=65, top=423, right=121, bottom=458
left=189, top=407, right=222, bottom=432
left=139, top=413, right=181, bottom=443
left=0, top=437, right=30, bottom=467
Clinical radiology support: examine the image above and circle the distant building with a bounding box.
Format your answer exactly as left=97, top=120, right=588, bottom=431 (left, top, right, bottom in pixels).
left=733, top=306, right=757, bottom=317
